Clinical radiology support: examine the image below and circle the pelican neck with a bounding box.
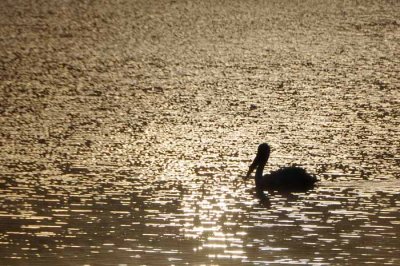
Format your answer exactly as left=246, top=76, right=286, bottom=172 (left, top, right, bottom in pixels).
left=255, top=163, right=265, bottom=180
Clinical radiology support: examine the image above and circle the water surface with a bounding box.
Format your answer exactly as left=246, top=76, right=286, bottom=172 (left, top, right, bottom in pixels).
left=0, top=0, right=399, bottom=264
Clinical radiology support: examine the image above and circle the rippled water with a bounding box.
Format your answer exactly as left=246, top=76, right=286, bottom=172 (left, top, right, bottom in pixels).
left=1, top=0, right=399, bottom=265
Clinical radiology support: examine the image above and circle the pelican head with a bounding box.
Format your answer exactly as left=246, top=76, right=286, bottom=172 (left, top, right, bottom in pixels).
left=245, top=143, right=270, bottom=179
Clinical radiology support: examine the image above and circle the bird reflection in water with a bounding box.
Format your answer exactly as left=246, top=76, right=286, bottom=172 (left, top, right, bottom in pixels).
left=244, top=143, right=318, bottom=205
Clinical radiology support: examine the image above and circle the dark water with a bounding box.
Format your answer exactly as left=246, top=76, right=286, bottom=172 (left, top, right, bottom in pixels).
left=1, top=0, right=399, bottom=265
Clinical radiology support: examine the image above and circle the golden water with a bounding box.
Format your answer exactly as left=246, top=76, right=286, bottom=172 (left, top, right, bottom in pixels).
left=0, top=0, right=399, bottom=264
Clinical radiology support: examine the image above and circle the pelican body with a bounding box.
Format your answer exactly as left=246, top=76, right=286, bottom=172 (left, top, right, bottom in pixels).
left=246, top=143, right=317, bottom=192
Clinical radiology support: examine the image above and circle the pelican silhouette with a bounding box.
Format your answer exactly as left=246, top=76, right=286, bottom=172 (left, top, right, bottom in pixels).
left=245, top=143, right=317, bottom=192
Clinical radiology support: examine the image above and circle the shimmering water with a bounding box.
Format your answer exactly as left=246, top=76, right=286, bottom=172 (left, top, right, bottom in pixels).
left=1, top=0, right=399, bottom=265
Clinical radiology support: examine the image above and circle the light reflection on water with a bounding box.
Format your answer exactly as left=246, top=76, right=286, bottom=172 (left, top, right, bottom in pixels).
left=1, top=0, right=400, bottom=265
left=0, top=164, right=399, bottom=264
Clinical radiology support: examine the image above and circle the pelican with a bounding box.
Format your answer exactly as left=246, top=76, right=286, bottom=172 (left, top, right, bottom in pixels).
left=245, top=143, right=317, bottom=192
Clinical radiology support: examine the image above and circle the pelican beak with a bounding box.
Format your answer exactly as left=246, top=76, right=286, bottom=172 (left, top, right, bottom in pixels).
left=245, top=164, right=256, bottom=179
left=245, top=143, right=270, bottom=180
left=245, top=156, right=258, bottom=179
